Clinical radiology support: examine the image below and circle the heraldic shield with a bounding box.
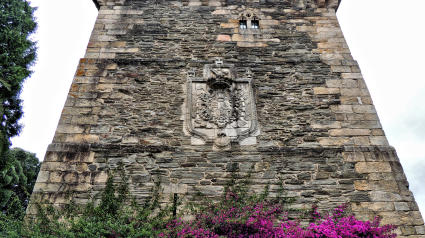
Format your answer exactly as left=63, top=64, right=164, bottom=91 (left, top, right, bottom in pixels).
left=184, top=58, right=260, bottom=150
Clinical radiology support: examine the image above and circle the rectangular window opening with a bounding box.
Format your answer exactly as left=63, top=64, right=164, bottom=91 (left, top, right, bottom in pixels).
left=240, top=20, right=247, bottom=29
left=252, top=20, right=260, bottom=29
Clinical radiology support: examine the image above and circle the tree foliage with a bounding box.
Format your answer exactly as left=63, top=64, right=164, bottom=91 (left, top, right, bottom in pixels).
left=0, top=148, right=41, bottom=209
left=0, top=0, right=38, bottom=207
left=0, top=0, right=37, bottom=153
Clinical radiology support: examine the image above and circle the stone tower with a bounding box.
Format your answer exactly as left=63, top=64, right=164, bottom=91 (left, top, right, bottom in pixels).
left=31, top=0, right=425, bottom=236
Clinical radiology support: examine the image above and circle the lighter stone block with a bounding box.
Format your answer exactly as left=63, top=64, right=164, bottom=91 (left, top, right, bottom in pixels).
left=329, top=129, right=371, bottom=137
left=161, top=184, right=187, bottom=194
left=351, top=202, right=394, bottom=212
left=342, top=152, right=365, bottom=162
left=240, top=137, right=256, bottom=145
left=356, top=162, right=392, bottom=173
left=191, top=137, right=206, bottom=145
left=35, top=171, right=50, bottom=183
left=394, top=202, right=410, bottom=211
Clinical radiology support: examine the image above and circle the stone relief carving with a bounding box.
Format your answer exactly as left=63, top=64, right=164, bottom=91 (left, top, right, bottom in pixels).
left=235, top=9, right=264, bottom=21
left=184, top=58, right=260, bottom=150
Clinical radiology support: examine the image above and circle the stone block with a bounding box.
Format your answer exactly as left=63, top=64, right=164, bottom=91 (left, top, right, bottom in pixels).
left=220, top=23, right=238, bottom=28
left=217, top=35, right=231, bottom=41
left=370, top=191, right=403, bottom=202
left=159, top=163, right=180, bottom=168
left=71, top=115, right=99, bottom=125
left=416, top=226, right=425, bottom=234
left=255, top=162, right=270, bottom=172
left=44, top=152, right=59, bottom=162
left=85, top=50, right=100, bottom=58
left=296, top=26, right=315, bottom=32
left=313, top=87, right=340, bottom=95
left=311, top=121, right=341, bottom=129
left=35, top=171, right=50, bottom=183
left=352, top=105, right=376, bottom=114
left=170, top=171, right=204, bottom=179
left=289, top=163, right=315, bottom=171
left=95, top=84, right=114, bottom=92
left=205, top=172, right=230, bottom=179
left=240, top=137, right=257, bottom=145
left=90, top=125, right=110, bottom=134
left=329, top=129, right=371, bottom=137
left=340, top=88, right=362, bottom=97
left=90, top=35, right=117, bottom=42
left=237, top=41, right=267, bottom=47
left=372, top=129, right=385, bottom=136
left=400, top=226, right=417, bottom=235
left=260, top=20, right=279, bottom=26
left=342, top=151, right=365, bottom=162
left=212, top=9, right=230, bottom=15
left=68, top=183, right=92, bottom=192
left=369, top=136, right=389, bottom=146
left=369, top=172, right=404, bottom=181
left=161, top=184, right=187, bottom=194
left=56, top=124, right=87, bottom=134
left=41, top=162, right=65, bottom=172
left=65, top=134, right=100, bottom=144
left=341, top=121, right=382, bottom=129
left=394, top=202, right=410, bottom=211
left=98, top=107, right=117, bottom=116
left=341, top=73, right=363, bottom=79
left=352, top=137, right=370, bottom=145
left=79, top=152, right=95, bottom=163
left=318, top=137, right=352, bottom=146
left=379, top=211, right=424, bottom=226
left=330, top=105, right=353, bottom=113
left=92, top=171, right=108, bottom=184
left=62, top=107, right=92, bottom=116
left=356, top=162, right=392, bottom=173
left=354, top=180, right=400, bottom=192
left=122, top=136, right=139, bottom=144
left=231, top=155, right=261, bottom=162
left=351, top=202, right=394, bottom=212
left=63, top=172, right=90, bottom=184
left=33, top=183, right=62, bottom=192
left=73, top=77, right=99, bottom=84
left=99, top=53, right=116, bottom=59
left=99, top=9, right=114, bottom=15
left=88, top=41, right=109, bottom=48
left=331, top=66, right=351, bottom=73
left=188, top=186, right=223, bottom=196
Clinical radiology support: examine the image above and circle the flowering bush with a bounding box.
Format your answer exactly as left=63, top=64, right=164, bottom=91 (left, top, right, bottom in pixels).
left=161, top=201, right=397, bottom=238
left=160, top=173, right=397, bottom=238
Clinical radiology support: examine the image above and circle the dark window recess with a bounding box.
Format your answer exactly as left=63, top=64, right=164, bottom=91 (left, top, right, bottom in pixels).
left=239, top=20, right=247, bottom=29
left=252, top=20, right=260, bottom=29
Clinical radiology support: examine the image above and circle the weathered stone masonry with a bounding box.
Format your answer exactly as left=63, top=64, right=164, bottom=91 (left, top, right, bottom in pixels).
left=31, top=0, right=425, bottom=236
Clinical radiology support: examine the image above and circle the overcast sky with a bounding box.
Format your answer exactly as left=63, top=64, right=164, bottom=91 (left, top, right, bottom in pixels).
left=12, top=0, right=425, bottom=217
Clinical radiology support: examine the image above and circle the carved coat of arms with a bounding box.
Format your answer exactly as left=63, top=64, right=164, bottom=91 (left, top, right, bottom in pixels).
left=184, top=58, right=259, bottom=150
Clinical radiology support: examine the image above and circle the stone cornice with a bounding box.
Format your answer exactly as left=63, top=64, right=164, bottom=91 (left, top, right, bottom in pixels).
left=90, top=0, right=341, bottom=11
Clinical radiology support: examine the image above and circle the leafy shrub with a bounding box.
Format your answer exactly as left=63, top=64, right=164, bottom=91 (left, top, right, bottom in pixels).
left=23, top=170, right=175, bottom=238
left=0, top=194, right=24, bottom=238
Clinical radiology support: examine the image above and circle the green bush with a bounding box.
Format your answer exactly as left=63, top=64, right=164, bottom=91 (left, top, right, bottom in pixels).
left=22, top=170, right=177, bottom=238
left=0, top=194, right=24, bottom=238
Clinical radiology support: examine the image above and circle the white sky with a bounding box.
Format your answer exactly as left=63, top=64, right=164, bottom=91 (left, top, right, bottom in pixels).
left=12, top=0, right=425, bottom=217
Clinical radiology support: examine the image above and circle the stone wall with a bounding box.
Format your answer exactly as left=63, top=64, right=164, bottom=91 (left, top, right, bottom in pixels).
left=31, top=0, right=424, bottom=236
